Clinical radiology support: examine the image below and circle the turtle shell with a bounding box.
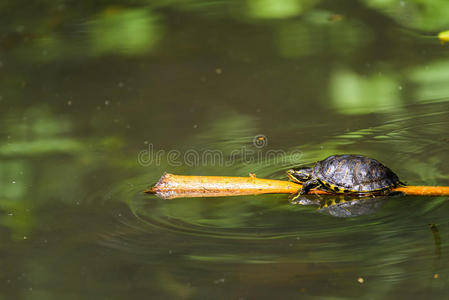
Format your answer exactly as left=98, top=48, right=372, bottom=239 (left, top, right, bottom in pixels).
left=313, top=154, right=400, bottom=193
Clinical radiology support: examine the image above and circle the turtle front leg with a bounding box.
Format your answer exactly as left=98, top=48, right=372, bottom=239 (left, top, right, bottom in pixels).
left=291, top=179, right=320, bottom=202
left=300, top=179, right=320, bottom=195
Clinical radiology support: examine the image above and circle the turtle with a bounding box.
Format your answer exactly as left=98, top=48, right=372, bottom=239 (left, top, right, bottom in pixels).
left=286, top=154, right=404, bottom=200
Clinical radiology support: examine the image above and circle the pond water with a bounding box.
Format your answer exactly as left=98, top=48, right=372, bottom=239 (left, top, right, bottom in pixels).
left=2, top=1, right=449, bottom=298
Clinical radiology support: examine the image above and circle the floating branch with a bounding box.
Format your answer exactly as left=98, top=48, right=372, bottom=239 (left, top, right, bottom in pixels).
left=145, top=173, right=449, bottom=199
left=146, top=173, right=310, bottom=199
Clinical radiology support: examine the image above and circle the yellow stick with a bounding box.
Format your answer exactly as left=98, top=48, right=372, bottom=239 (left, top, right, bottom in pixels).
left=146, top=173, right=449, bottom=199
left=146, top=173, right=303, bottom=199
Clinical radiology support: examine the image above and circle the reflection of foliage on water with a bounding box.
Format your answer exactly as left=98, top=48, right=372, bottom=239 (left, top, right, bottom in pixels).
left=0, top=105, right=140, bottom=240
left=2, top=0, right=449, bottom=123
left=330, top=68, right=401, bottom=115
left=408, top=59, right=449, bottom=100
left=1, top=0, right=448, bottom=61
left=246, top=0, right=317, bottom=19
left=88, top=8, right=162, bottom=56
left=364, top=0, right=449, bottom=30
left=0, top=106, right=81, bottom=156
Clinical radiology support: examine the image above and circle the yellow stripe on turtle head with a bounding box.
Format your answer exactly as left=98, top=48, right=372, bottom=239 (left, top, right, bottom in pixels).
left=286, top=172, right=299, bottom=183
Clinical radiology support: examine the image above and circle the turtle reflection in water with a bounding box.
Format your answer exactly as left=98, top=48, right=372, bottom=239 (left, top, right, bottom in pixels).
left=291, top=194, right=390, bottom=218
left=286, top=154, right=405, bottom=217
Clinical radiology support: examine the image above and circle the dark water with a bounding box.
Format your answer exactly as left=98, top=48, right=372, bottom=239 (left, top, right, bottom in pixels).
left=2, top=1, right=449, bottom=298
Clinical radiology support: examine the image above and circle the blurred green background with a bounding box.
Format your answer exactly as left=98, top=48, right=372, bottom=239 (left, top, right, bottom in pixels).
left=1, top=0, right=449, bottom=299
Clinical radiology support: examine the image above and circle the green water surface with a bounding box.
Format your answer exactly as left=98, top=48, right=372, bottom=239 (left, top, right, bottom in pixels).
left=1, top=0, right=449, bottom=299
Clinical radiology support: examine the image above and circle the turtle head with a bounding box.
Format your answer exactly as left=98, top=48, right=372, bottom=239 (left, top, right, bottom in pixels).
left=286, top=168, right=313, bottom=183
